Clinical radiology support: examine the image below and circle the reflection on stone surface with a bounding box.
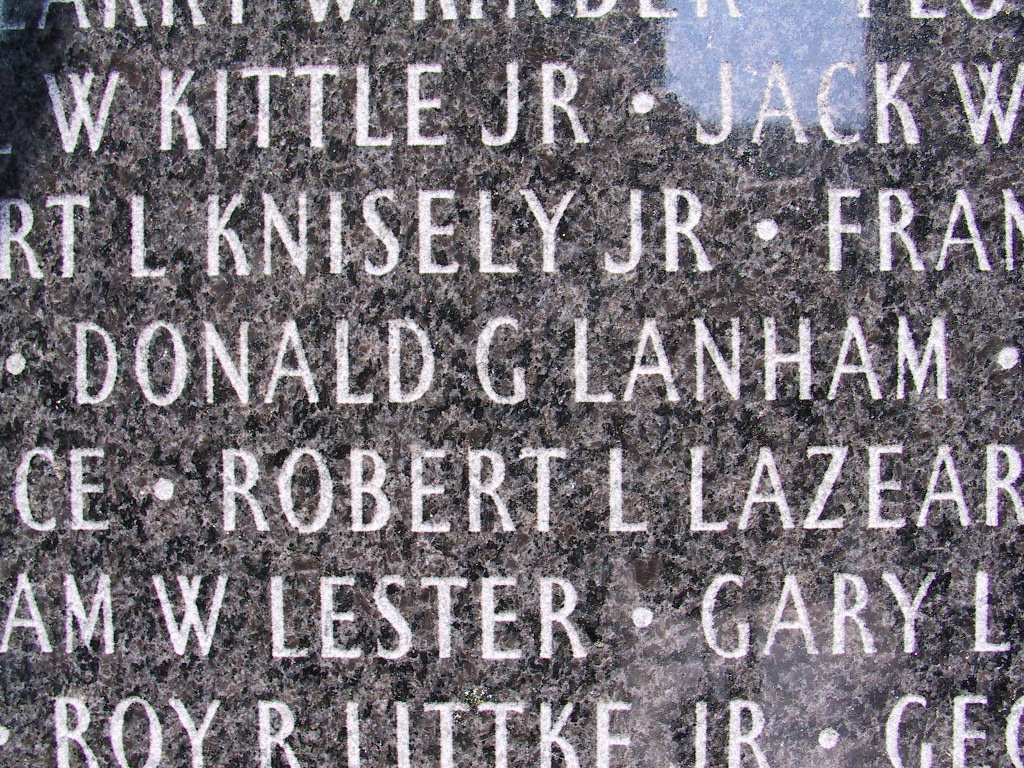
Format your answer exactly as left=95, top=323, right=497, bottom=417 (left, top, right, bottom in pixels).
left=665, top=0, right=866, bottom=129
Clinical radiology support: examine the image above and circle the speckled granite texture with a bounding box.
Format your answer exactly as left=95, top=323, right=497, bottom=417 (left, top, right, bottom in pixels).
left=1, top=0, right=1023, bottom=766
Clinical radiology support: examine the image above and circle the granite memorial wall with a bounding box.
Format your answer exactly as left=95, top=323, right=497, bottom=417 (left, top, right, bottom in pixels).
left=0, top=0, right=1023, bottom=765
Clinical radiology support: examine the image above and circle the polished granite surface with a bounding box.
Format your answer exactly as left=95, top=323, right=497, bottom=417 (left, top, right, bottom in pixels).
left=0, top=0, right=1023, bottom=766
